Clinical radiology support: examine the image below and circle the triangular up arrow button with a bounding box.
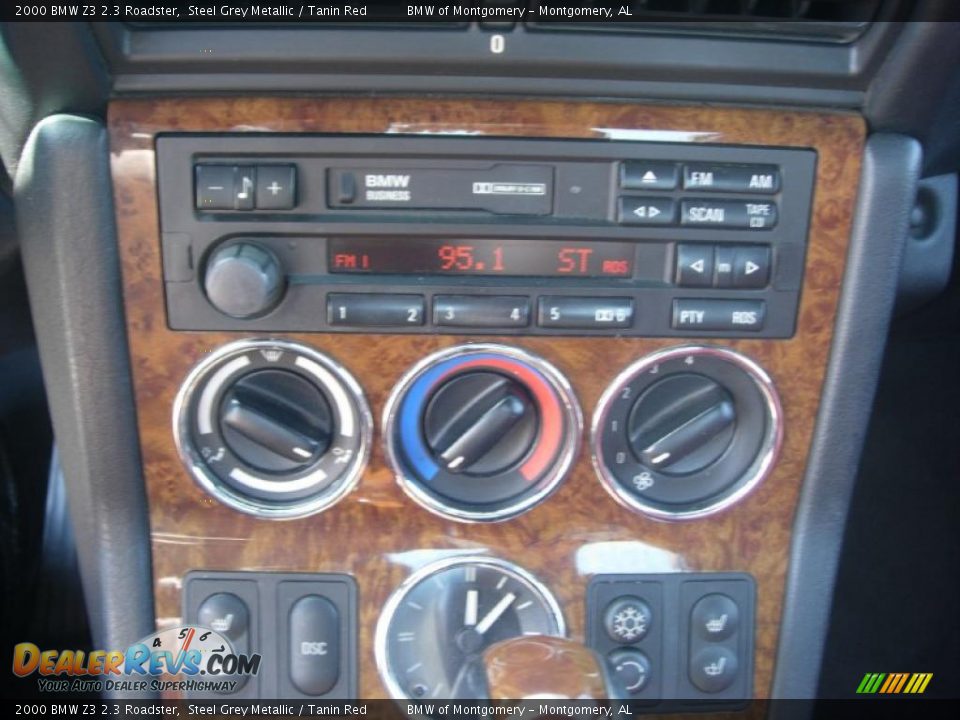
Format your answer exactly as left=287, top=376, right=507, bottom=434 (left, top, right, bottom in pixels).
left=641, top=170, right=657, bottom=183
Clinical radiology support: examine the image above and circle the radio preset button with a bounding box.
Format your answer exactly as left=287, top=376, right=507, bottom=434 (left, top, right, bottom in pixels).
left=672, top=299, right=765, bottom=332
left=538, top=297, right=634, bottom=330
left=681, top=200, right=778, bottom=229
left=433, top=295, right=530, bottom=328
left=683, top=164, right=781, bottom=194
left=618, top=197, right=676, bottom=226
left=676, top=244, right=715, bottom=288
left=328, top=294, right=425, bottom=327
left=620, top=161, right=679, bottom=191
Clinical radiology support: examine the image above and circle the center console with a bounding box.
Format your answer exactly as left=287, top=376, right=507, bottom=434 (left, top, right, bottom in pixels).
left=109, top=97, right=864, bottom=702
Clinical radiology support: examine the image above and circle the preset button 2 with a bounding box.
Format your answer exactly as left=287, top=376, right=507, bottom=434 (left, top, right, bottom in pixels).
left=434, top=295, right=530, bottom=328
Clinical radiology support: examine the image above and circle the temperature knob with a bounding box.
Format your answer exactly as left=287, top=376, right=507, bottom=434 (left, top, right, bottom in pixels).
left=174, top=339, right=372, bottom=519
left=592, top=346, right=782, bottom=520
left=384, top=344, right=582, bottom=522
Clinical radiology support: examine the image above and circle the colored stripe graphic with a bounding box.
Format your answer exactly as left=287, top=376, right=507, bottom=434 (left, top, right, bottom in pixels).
left=856, top=672, right=932, bottom=694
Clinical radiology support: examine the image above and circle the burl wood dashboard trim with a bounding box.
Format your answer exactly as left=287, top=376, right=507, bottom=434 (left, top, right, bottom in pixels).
left=108, top=98, right=865, bottom=699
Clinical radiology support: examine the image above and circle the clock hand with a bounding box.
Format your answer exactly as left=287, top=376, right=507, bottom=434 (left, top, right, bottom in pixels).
left=464, top=589, right=479, bottom=627
left=475, top=592, right=516, bottom=635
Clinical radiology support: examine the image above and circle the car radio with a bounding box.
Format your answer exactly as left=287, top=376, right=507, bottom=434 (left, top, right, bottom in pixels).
left=156, top=135, right=815, bottom=338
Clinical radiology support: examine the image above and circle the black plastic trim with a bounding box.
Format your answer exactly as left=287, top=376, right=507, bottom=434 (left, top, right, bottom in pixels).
left=92, top=20, right=903, bottom=107
left=13, top=115, right=155, bottom=694
left=771, top=134, right=922, bottom=702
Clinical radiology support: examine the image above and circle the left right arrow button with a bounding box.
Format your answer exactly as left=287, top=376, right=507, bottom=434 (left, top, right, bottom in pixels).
left=618, top=197, right=676, bottom=226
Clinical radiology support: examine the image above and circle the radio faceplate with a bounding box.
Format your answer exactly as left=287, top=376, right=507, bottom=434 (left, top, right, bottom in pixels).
left=156, top=135, right=815, bottom=338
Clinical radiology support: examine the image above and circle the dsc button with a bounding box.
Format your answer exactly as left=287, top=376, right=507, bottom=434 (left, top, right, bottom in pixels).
left=289, top=595, right=340, bottom=696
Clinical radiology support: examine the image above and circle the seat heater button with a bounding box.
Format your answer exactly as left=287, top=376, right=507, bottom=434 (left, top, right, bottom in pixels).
left=197, top=593, right=249, bottom=642
left=690, top=646, right=738, bottom=693
left=691, top=593, right=740, bottom=642
left=289, top=595, right=340, bottom=696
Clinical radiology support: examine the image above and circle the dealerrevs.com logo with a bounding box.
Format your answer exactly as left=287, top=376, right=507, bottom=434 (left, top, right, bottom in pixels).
left=12, top=626, right=261, bottom=694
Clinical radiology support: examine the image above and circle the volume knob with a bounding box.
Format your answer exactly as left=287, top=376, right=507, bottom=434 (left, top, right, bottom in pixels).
left=203, top=241, right=285, bottom=319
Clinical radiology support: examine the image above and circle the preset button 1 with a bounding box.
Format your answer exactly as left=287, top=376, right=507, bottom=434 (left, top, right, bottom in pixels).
left=328, top=294, right=425, bottom=327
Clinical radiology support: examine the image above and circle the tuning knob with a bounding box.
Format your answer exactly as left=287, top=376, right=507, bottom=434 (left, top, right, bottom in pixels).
left=174, top=340, right=372, bottom=519
left=203, top=241, right=284, bottom=319
left=384, top=344, right=582, bottom=522
left=592, top=346, right=782, bottom=520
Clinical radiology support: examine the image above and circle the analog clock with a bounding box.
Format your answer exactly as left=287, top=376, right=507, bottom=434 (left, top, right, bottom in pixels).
left=375, top=557, right=565, bottom=700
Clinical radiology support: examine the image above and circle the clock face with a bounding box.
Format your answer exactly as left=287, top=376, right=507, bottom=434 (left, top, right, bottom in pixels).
left=375, top=557, right=565, bottom=700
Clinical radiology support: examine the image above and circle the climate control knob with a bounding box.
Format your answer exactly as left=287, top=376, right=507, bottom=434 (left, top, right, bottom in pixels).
left=592, top=346, right=782, bottom=520
left=203, top=241, right=284, bottom=319
left=174, top=340, right=372, bottom=518
left=384, top=344, right=582, bottom=522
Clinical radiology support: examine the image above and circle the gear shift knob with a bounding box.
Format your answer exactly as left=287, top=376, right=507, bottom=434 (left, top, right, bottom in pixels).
left=482, top=635, right=613, bottom=700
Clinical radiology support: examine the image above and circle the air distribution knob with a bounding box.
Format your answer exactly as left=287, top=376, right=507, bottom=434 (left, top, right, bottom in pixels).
left=174, top=340, right=372, bottom=519
left=593, top=346, right=782, bottom=520
left=384, top=345, right=582, bottom=522
left=203, top=241, right=285, bottom=319
left=219, top=369, right=334, bottom=474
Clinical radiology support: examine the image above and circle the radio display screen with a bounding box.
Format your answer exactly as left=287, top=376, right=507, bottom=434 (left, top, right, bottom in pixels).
left=327, top=237, right=636, bottom=278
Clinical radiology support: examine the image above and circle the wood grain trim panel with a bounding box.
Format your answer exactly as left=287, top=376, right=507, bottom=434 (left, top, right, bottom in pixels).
left=108, top=98, right=865, bottom=699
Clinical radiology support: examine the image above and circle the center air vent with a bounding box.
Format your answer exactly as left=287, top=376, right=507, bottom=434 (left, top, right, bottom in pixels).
left=528, top=0, right=906, bottom=43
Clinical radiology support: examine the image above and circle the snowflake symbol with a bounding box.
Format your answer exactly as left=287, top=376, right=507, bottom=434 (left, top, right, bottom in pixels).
left=612, top=606, right=648, bottom=641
